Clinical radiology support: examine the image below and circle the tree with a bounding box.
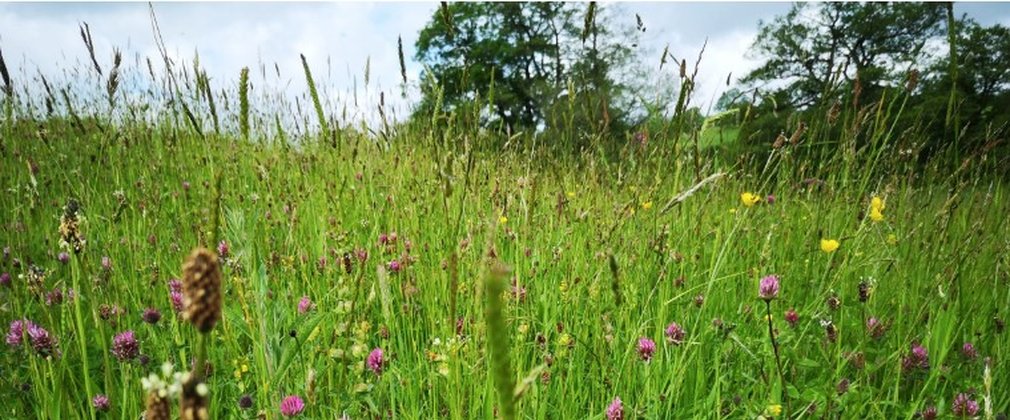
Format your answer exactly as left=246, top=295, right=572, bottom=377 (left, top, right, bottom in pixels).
left=413, top=2, right=640, bottom=138
left=742, top=3, right=945, bottom=109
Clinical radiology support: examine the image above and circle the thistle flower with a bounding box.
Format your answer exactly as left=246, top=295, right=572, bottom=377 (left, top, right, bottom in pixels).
left=143, top=307, right=162, bottom=325
left=28, top=323, right=58, bottom=356
left=387, top=259, right=401, bottom=273
left=637, top=337, right=656, bottom=361
left=784, top=309, right=799, bottom=327
left=952, top=393, right=980, bottom=417
left=182, top=248, right=222, bottom=333
left=759, top=275, right=780, bottom=301
left=740, top=192, right=761, bottom=207
left=280, top=395, right=305, bottom=417
left=92, top=394, right=110, bottom=412
left=664, top=322, right=685, bottom=345
left=111, top=330, right=139, bottom=361
left=297, top=296, right=313, bottom=314
left=366, top=347, right=384, bottom=375
left=820, top=239, right=840, bottom=253
left=606, top=396, right=623, bottom=420
left=238, top=394, right=254, bottom=410
left=0, top=272, right=9, bottom=287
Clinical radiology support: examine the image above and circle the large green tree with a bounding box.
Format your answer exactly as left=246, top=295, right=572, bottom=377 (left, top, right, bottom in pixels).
left=413, top=2, right=638, bottom=136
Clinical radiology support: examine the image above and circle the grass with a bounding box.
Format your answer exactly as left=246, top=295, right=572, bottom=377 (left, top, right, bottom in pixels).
left=1, top=27, right=1009, bottom=420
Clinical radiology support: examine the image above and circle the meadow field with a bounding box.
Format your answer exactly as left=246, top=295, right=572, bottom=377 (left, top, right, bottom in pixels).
left=3, top=4, right=1010, bottom=420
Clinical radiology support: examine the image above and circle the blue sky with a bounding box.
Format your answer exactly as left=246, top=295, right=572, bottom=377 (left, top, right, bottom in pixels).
left=2, top=2, right=1009, bottom=118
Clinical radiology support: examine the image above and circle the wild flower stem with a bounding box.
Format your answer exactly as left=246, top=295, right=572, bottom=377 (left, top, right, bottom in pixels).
left=765, top=300, right=789, bottom=415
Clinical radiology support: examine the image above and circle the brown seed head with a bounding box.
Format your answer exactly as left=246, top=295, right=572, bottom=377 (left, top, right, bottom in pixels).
left=182, top=248, right=222, bottom=333
left=180, top=375, right=210, bottom=420
left=144, top=392, right=171, bottom=420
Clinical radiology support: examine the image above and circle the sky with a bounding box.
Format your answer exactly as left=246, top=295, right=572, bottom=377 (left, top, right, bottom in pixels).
left=2, top=2, right=1010, bottom=121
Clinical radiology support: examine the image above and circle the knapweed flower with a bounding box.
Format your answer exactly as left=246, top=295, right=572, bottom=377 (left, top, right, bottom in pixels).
left=28, top=324, right=57, bottom=356
left=366, top=347, right=384, bottom=375
left=664, top=322, right=685, bottom=345
left=740, top=192, right=761, bottom=207
left=111, top=331, right=139, bottom=361
left=297, top=296, right=313, bottom=314
left=142, top=308, right=162, bottom=325
left=606, top=396, right=623, bottom=420
left=952, top=393, right=980, bottom=417
left=280, top=395, right=305, bottom=417
left=784, top=309, right=799, bottom=327
left=92, top=394, right=110, bottom=412
left=820, top=239, right=840, bottom=253
left=637, top=337, right=656, bottom=361
left=759, top=275, right=780, bottom=301
left=238, top=394, right=254, bottom=410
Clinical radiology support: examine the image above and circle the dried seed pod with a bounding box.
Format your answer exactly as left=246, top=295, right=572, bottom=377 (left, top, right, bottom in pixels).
left=182, top=248, right=222, bottom=333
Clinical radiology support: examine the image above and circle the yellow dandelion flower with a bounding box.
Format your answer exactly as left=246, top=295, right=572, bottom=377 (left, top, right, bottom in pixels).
left=820, top=238, right=840, bottom=253
left=871, top=196, right=885, bottom=211
left=641, top=201, right=653, bottom=210
left=498, top=215, right=508, bottom=225
left=741, top=192, right=761, bottom=207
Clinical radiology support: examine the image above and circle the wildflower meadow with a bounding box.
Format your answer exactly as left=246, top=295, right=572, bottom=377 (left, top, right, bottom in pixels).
left=2, top=2, right=1010, bottom=419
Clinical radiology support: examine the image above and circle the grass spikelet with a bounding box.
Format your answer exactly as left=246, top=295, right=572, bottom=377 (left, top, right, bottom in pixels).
left=484, top=262, right=516, bottom=420
left=0, top=46, right=11, bottom=97
left=608, top=253, right=622, bottom=307
left=238, top=67, right=250, bottom=141
left=300, top=54, right=330, bottom=144
left=79, top=22, right=102, bottom=76
left=106, top=48, right=122, bottom=109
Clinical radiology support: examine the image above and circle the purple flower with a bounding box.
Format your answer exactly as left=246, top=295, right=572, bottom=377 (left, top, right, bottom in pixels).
left=92, top=394, right=110, bottom=412
left=111, top=331, right=139, bottom=361
left=354, top=248, right=368, bottom=263
left=962, top=342, right=978, bottom=360
left=637, top=337, right=656, bottom=361
left=387, top=260, right=401, bottom=273
left=28, top=324, right=57, bottom=356
left=952, top=393, right=979, bottom=417
left=238, top=394, right=254, bottom=410
left=664, top=322, right=685, bottom=345
left=784, top=308, right=799, bottom=327
left=142, top=307, right=162, bottom=325
left=902, top=342, right=929, bottom=372
left=759, top=275, right=780, bottom=301
left=0, top=272, right=10, bottom=287
left=217, top=240, right=229, bottom=258
left=170, top=291, right=184, bottom=313
left=606, top=396, right=623, bottom=420
left=919, top=406, right=938, bottom=420
left=168, top=279, right=182, bottom=293
left=6, top=319, right=31, bottom=346
left=366, top=347, right=384, bottom=375
left=766, top=194, right=776, bottom=205
left=45, top=288, right=64, bottom=306
left=58, top=252, right=70, bottom=264
left=280, top=395, right=305, bottom=417
left=866, top=317, right=887, bottom=339
left=298, top=296, right=313, bottom=314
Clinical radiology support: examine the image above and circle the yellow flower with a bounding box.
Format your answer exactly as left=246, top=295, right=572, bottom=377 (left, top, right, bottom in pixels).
left=566, top=191, right=575, bottom=198
left=765, top=404, right=783, bottom=417
left=641, top=201, right=653, bottom=210
left=887, top=233, right=898, bottom=245
left=869, top=196, right=885, bottom=222
left=741, top=192, right=761, bottom=207
left=871, top=196, right=885, bottom=211
left=820, top=238, right=840, bottom=253
left=498, top=215, right=508, bottom=225
left=869, top=207, right=885, bottom=222
left=729, top=208, right=738, bottom=214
